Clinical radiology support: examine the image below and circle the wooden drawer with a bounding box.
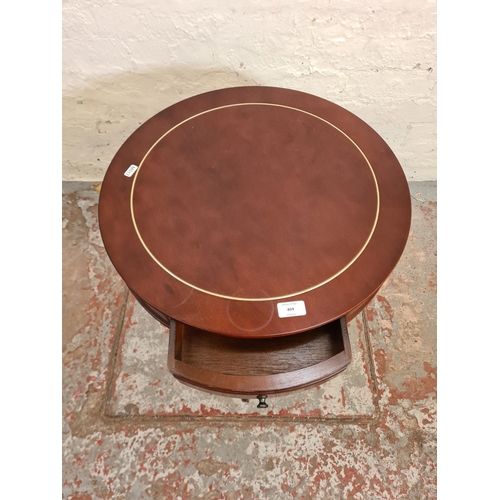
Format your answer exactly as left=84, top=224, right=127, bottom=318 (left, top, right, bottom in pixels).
left=167, top=317, right=351, bottom=398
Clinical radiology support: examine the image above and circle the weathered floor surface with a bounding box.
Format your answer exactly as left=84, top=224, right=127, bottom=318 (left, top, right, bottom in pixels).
left=62, top=181, right=436, bottom=499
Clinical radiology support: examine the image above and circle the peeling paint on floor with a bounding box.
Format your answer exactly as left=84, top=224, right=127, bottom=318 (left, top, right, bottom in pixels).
left=62, top=181, right=436, bottom=499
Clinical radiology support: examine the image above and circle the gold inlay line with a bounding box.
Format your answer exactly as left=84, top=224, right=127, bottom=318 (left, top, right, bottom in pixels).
left=130, top=102, right=380, bottom=301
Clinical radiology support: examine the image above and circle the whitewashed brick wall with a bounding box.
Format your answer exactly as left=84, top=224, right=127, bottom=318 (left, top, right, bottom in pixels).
left=62, top=0, right=436, bottom=181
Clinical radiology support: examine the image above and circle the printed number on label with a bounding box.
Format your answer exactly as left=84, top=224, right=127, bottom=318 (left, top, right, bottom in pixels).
left=277, top=301, right=307, bottom=318
left=124, top=164, right=138, bottom=177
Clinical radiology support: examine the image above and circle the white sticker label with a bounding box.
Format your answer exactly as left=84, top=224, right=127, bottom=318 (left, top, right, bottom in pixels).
left=277, top=300, right=307, bottom=318
left=124, top=164, right=138, bottom=177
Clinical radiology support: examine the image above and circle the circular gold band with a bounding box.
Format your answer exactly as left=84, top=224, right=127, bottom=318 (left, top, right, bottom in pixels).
left=130, top=102, right=380, bottom=301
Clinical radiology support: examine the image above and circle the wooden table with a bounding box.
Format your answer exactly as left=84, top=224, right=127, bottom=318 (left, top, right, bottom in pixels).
left=99, top=86, right=411, bottom=407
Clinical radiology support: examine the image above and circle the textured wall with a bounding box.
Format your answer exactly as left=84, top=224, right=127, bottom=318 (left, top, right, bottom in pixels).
left=62, top=0, right=436, bottom=181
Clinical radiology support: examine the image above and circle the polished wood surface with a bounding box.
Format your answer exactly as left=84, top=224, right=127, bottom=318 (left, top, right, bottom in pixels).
left=132, top=104, right=376, bottom=300
left=167, top=317, right=351, bottom=397
left=99, top=86, right=411, bottom=338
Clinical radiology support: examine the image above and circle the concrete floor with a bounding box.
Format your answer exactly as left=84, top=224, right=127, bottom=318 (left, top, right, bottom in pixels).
left=62, top=181, right=436, bottom=499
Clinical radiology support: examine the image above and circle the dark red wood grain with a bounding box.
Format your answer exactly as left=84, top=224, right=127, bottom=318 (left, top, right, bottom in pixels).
left=99, top=86, right=411, bottom=338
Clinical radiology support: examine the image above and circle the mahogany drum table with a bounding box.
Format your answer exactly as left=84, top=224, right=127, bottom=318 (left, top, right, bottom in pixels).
left=98, top=86, right=411, bottom=408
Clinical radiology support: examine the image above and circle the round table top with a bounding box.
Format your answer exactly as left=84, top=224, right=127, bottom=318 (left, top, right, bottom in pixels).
left=99, top=86, right=411, bottom=338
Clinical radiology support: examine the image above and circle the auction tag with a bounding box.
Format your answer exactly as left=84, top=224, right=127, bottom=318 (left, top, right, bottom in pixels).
left=124, top=164, right=139, bottom=177
left=277, top=300, right=307, bottom=318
